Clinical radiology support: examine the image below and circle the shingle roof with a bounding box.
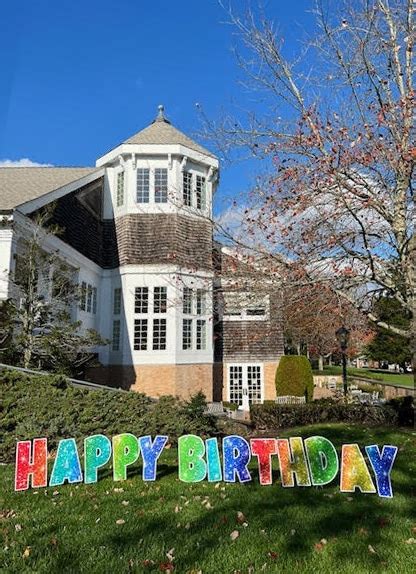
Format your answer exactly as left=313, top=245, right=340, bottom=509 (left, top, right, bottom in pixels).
left=123, top=107, right=216, bottom=158
left=0, top=166, right=98, bottom=211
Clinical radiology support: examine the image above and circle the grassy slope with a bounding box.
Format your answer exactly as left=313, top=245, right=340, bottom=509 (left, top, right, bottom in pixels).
left=1, top=424, right=416, bottom=574
left=314, top=366, right=414, bottom=387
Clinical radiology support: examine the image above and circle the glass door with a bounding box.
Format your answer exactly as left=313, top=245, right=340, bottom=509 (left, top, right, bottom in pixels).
left=228, top=364, right=263, bottom=410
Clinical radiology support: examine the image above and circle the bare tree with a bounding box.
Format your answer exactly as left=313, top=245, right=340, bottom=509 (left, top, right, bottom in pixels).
left=202, top=0, right=415, bottom=373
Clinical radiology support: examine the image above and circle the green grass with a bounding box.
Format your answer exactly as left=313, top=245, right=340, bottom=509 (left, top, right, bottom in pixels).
left=314, top=366, right=415, bottom=387
left=1, top=424, right=416, bottom=573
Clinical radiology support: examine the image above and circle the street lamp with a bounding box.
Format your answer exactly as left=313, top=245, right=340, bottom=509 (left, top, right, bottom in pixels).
left=336, top=326, right=350, bottom=397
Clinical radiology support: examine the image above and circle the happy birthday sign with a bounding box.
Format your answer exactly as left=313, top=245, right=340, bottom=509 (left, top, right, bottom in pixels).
left=14, top=434, right=398, bottom=498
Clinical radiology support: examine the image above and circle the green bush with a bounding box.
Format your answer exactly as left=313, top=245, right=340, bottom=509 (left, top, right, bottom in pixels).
left=0, top=371, right=217, bottom=463
left=275, top=356, right=314, bottom=401
left=250, top=400, right=398, bottom=430
left=386, top=396, right=415, bottom=427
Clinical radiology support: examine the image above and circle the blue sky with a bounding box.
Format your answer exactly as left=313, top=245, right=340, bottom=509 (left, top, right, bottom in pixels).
left=0, top=0, right=315, bottom=214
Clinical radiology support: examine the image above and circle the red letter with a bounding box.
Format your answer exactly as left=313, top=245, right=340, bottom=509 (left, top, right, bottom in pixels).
left=15, top=439, right=48, bottom=491
left=250, top=438, right=278, bottom=485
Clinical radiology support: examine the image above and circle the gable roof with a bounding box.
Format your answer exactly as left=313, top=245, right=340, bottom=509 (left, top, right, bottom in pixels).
left=123, top=106, right=216, bottom=158
left=0, top=166, right=98, bottom=211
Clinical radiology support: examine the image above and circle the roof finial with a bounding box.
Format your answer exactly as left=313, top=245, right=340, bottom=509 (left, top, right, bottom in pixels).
left=156, top=104, right=165, bottom=121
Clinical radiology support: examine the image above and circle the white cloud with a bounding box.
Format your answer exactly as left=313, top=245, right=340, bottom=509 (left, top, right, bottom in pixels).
left=0, top=158, right=53, bottom=167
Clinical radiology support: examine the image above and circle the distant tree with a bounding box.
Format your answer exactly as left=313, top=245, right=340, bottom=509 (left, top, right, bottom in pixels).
left=365, top=297, right=411, bottom=369
left=2, top=209, right=107, bottom=376
left=284, top=284, right=373, bottom=370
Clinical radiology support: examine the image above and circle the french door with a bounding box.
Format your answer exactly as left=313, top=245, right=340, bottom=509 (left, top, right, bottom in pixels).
left=228, top=364, right=263, bottom=410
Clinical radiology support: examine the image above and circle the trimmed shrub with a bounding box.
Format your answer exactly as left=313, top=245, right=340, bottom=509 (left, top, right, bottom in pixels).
left=275, top=355, right=314, bottom=401
left=250, top=399, right=398, bottom=430
left=0, top=371, right=217, bottom=463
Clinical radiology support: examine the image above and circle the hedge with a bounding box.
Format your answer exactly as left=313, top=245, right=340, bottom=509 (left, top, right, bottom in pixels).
left=250, top=399, right=398, bottom=430
left=0, top=371, right=217, bottom=463
left=275, top=355, right=314, bottom=401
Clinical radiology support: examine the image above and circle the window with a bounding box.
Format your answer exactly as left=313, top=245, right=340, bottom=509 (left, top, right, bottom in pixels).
left=116, top=171, right=125, bottom=207
left=86, top=285, right=93, bottom=313
left=196, top=319, right=206, bottom=350
left=112, top=320, right=121, bottom=351
left=134, top=319, right=148, bottom=350
left=135, top=287, right=149, bottom=313
left=80, top=281, right=87, bottom=311
left=223, top=292, right=268, bottom=320
left=183, top=287, right=192, bottom=315
left=183, top=171, right=192, bottom=207
left=80, top=282, right=96, bottom=313
left=92, top=287, right=97, bottom=314
left=137, top=168, right=150, bottom=203
left=154, top=286, right=167, bottom=313
left=113, top=288, right=121, bottom=315
left=196, top=175, right=206, bottom=210
left=153, top=318, right=167, bottom=350
left=154, top=168, right=168, bottom=203
left=196, top=289, right=206, bottom=315
left=182, top=319, right=192, bottom=350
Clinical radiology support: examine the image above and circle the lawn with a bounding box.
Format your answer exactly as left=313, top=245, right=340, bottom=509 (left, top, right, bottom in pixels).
left=1, top=424, right=416, bottom=573
left=314, top=366, right=415, bottom=388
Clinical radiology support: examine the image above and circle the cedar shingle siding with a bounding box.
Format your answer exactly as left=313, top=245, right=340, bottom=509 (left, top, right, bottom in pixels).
left=113, top=214, right=212, bottom=269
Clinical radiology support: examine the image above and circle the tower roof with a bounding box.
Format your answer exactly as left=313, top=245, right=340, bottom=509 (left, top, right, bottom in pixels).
left=123, top=105, right=216, bottom=158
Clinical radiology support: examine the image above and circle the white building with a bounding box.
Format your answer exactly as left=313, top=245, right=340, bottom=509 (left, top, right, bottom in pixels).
left=0, top=107, right=283, bottom=406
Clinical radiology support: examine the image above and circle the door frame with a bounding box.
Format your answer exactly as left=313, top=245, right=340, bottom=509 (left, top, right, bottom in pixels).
left=227, top=363, right=264, bottom=410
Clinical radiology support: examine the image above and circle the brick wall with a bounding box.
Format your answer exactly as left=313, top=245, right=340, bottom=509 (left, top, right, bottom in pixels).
left=86, top=363, right=213, bottom=401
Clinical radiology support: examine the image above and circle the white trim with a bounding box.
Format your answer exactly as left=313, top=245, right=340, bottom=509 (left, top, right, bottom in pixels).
left=227, top=363, right=264, bottom=410
left=96, top=144, right=219, bottom=169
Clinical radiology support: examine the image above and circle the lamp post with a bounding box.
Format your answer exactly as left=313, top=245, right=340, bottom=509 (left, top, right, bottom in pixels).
left=336, top=326, right=350, bottom=397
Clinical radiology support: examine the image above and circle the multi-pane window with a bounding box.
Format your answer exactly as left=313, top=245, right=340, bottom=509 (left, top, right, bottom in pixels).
left=223, top=292, right=268, bottom=320
left=80, top=282, right=96, bottom=314
left=196, top=289, right=206, bottom=315
left=196, top=319, right=206, bottom=350
left=86, top=285, right=93, bottom=313
left=154, top=168, right=168, bottom=203
left=80, top=281, right=87, bottom=311
left=196, top=175, right=206, bottom=210
left=112, top=320, right=121, bottom=351
left=134, top=319, right=148, bottom=350
left=154, top=286, right=167, bottom=313
left=135, top=287, right=149, bottom=313
left=183, top=287, right=192, bottom=315
left=116, top=171, right=125, bottom=207
left=136, top=168, right=150, bottom=203
left=153, top=318, right=167, bottom=350
left=92, top=287, right=97, bottom=314
left=113, top=287, right=121, bottom=315
left=182, top=319, right=192, bottom=350
left=183, top=171, right=192, bottom=207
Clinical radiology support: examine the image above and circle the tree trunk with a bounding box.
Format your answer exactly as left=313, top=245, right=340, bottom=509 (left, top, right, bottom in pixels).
left=318, top=355, right=324, bottom=372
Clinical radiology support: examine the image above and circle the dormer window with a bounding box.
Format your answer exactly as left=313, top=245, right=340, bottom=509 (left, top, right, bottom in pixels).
left=137, top=168, right=150, bottom=203
left=116, top=171, right=125, bottom=207
left=154, top=168, right=168, bottom=203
